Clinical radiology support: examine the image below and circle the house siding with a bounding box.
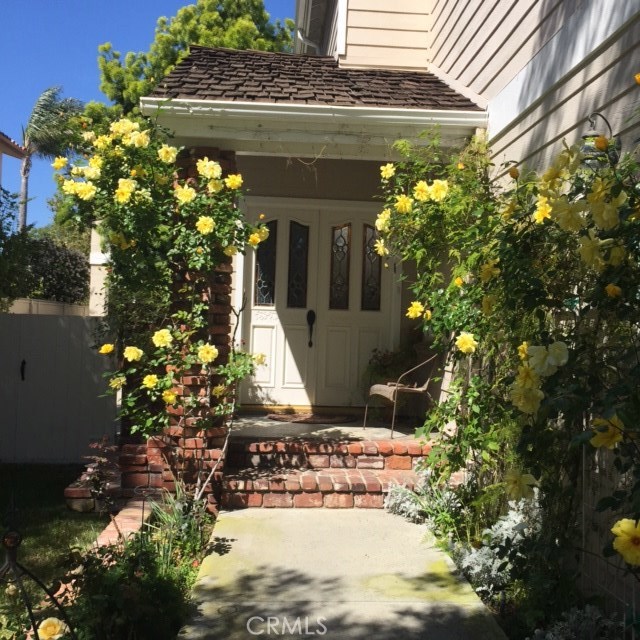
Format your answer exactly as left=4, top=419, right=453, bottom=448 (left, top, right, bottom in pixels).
left=340, top=0, right=430, bottom=70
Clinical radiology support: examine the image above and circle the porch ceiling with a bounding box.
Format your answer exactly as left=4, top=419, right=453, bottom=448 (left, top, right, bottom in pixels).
left=140, top=46, right=487, bottom=160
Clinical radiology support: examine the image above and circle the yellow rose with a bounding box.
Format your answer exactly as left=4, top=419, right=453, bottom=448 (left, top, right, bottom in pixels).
left=375, top=209, right=391, bottom=233
left=481, top=294, right=496, bottom=315
left=510, top=384, right=544, bottom=414
left=61, top=179, right=78, bottom=195
left=152, top=329, right=173, bottom=348
left=114, top=178, right=136, bottom=204
left=109, top=376, right=126, bottom=390
left=455, top=331, right=477, bottom=354
left=110, top=118, right=139, bottom=136
left=198, top=344, right=219, bottom=364
left=51, top=156, right=67, bottom=170
left=75, top=182, right=97, bottom=201
left=533, top=195, right=552, bottom=224
left=515, top=365, right=540, bottom=389
left=406, top=301, right=425, bottom=319
left=423, top=309, right=432, bottom=321
left=457, top=162, right=465, bottom=170
left=257, top=226, right=270, bottom=241
left=83, top=165, right=100, bottom=180
left=480, top=259, right=500, bottom=283
left=611, top=518, right=640, bottom=565
left=394, top=194, right=413, bottom=214
left=94, top=134, right=112, bottom=149
left=196, top=157, right=222, bottom=180
left=196, top=216, right=215, bottom=235
left=605, top=283, right=622, bottom=298
left=174, top=184, right=197, bottom=205
left=142, top=374, right=158, bottom=389
left=374, top=238, right=389, bottom=256
left=224, top=174, right=243, bottom=189
left=162, top=389, right=178, bottom=404
left=131, top=130, right=150, bottom=148
left=224, top=246, right=238, bottom=257
left=158, top=145, right=178, bottom=163
left=590, top=416, right=624, bottom=449
left=88, top=155, right=103, bottom=169
left=454, top=276, right=464, bottom=288
left=254, top=353, right=267, bottom=366
left=212, top=384, right=227, bottom=397
left=505, top=469, right=537, bottom=500
left=207, top=179, right=224, bottom=193
left=380, top=163, right=395, bottom=179
left=38, top=617, right=68, bottom=640
left=413, top=181, right=431, bottom=202
left=82, top=131, right=96, bottom=143
left=517, top=341, right=529, bottom=361
left=123, top=346, right=143, bottom=362
left=429, top=179, right=449, bottom=202
left=248, top=233, right=261, bottom=248
left=99, top=343, right=114, bottom=355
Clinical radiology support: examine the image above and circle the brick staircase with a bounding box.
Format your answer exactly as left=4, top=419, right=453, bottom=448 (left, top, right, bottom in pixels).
left=221, top=436, right=432, bottom=509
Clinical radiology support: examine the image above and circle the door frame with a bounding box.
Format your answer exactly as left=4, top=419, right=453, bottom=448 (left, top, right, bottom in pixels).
left=234, top=196, right=403, bottom=409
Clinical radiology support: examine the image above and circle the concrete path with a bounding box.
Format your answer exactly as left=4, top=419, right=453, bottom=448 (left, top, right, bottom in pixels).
left=178, top=509, right=507, bottom=640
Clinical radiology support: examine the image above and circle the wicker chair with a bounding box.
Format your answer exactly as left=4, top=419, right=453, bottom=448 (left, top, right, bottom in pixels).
left=362, top=354, right=437, bottom=438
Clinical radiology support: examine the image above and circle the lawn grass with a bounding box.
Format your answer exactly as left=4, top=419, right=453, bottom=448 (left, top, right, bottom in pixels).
left=0, top=464, right=108, bottom=587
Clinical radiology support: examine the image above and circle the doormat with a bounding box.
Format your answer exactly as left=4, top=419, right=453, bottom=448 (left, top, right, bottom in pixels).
left=267, top=413, right=356, bottom=424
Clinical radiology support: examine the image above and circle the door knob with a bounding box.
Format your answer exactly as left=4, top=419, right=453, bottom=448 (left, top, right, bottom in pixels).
left=306, top=310, right=316, bottom=347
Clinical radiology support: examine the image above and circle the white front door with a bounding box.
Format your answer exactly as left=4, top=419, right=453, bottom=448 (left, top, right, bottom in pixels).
left=240, top=197, right=399, bottom=408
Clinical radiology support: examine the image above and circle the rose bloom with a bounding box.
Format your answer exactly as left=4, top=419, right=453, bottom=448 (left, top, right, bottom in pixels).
left=429, top=179, right=449, bottom=202
left=517, top=341, right=529, bottom=361
left=158, top=144, right=178, bottom=163
left=423, top=309, right=432, bottom=321
left=196, top=216, right=215, bottom=235
left=455, top=331, right=477, bottom=354
left=110, top=118, right=139, bottom=136
left=99, top=343, right=114, bottom=354
left=254, top=353, right=267, bottom=366
left=224, top=245, right=238, bottom=257
left=224, top=174, right=243, bottom=189
left=257, top=226, right=270, bottom=241
left=380, top=163, right=395, bottom=179
left=212, top=384, right=227, bottom=397
left=142, top=374, right=158, bottom=389
left=109, top=376, right=126, bottom=390
left=174, top=184, right=197, bottom=205
left=198, top=343, right=219, bottom=364
left=123, top=346, right=144, bottom=362
left=413, top=180, right=431, bottom=202
left=247, top=233, right=261, bottom=248
left=114, top=178, right=136, bottom=204
left=196, top=157, right=222, bottom=179
left=162, top=389, right=178, bottom=405
left=75, top=182, right=97, bottom=201
left=207, top=179, right=224, bottom=193
left=505, top=469, right=537, bottom=500
left=375, top=209, right=391, bottom=233
left=533, top=195, right=552, bottom=224
left=131, top=130, right=150, bottom=148
left=454, top=276, right=464, bottom=287
left=374, top=238, right=389, bottom=256
left=510, top=384, right=544, bottom=414
left=605, top=283, right=622, bottom=298
left=480, top=259, right=500, bottom=283
left=394, top=194, right=413, bottom=214
left=152, top=329, right=173, bottom=348
left=51, top=156, right=67, bottom=170
left=590, top=416, right=624, bottom=449
left=406, top=301, right=425, bottom=319
left=612, top=519, right=640, bottom=566
left=38, top=617, right=69, bottom=640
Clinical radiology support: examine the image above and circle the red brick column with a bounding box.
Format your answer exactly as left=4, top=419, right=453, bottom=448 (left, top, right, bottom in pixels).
left=119, top=147, right=238, bottom=513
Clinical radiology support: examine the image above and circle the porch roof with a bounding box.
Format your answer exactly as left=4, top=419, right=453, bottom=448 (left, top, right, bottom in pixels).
left=0, top=131, right=26, bottom=159
left=141, top=46, right=487, bottom=160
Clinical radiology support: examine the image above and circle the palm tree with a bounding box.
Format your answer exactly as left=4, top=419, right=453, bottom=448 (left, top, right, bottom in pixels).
left=19, top=87, right=83, bottom=230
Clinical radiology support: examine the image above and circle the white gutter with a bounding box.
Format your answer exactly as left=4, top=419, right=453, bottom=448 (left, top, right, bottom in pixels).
left=140, top=97, right=487, bottom=129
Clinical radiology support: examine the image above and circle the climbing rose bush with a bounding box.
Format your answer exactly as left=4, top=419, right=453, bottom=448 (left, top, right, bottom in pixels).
left=55, top=116, right=269, bottom=436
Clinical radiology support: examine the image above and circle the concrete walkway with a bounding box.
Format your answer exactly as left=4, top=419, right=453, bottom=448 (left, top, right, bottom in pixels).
left=178, top=509, right=507, bottom=640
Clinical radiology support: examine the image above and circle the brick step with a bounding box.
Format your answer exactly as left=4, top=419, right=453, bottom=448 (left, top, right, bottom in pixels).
left=221, top=467, right=420, bottom=509
left=226, top=437, right=431, bottom=471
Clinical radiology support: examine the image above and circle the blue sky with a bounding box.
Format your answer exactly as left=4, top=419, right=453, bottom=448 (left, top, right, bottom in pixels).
left=0, top=0, right=294, bottom=228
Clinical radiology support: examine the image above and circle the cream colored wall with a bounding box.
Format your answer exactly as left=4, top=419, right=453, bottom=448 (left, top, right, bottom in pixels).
left=340, top=0, right=430, bottom=70
left=89, top=226, right=108, bottom=316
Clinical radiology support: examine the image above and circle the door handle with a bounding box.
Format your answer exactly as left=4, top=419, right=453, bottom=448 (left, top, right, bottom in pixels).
left=306, top=310, right=316, bottom=347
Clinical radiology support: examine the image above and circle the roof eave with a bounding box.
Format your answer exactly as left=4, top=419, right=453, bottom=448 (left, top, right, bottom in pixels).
left=140, top=97, right=486, bottom=160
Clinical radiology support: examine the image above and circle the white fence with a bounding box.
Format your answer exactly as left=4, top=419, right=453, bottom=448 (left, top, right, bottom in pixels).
left=0, top=312, right=117, bottom=463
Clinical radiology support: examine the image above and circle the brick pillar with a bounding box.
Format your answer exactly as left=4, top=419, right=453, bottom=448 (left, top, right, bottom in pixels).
left=120, top=147, right=238, bottom=513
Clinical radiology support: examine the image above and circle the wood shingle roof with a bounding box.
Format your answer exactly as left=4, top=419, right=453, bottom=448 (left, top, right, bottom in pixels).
left=150, top=46, right=482, bottom=112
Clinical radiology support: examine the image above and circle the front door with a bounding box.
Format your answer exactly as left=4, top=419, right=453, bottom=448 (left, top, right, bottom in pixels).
left=240, top=197, right=399, bottom=408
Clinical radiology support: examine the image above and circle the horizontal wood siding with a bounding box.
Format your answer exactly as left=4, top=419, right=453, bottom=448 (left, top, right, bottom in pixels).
left=491, top=18, right=640, bottom=173
left=341, top=0, right=430, bottom=69
left=428, top=0, right=577, bottom=100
